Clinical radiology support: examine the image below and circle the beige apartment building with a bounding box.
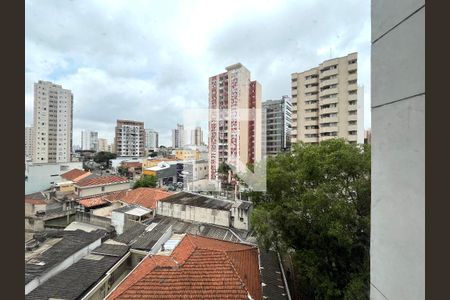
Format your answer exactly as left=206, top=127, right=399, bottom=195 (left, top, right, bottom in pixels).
left=32, top=80, right=73, bottom=163
left=114, top=120, right=145, bottom=157
left=25, top=126, right=34, bottom=160
left=97, top=138, right=109, bottom=152
left=291, top=53, right=363, bottom=144
left=208, top=63, right=262, bottom=180
left=190, top=126, right=203, bottom=146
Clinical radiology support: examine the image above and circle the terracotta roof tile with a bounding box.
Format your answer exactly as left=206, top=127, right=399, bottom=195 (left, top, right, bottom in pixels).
left=78, top=196, right=109, bottom=208
left=113, top=188, right=173, bottom=209
left=61, top=169, right=90, bottom=182
left=75, top=175, right=130, bottom=188
left=25, top=192, right=47, bottom=205
left=122, top=162, right=142, bottom=169
left=107, top=235, right=261, bottom=300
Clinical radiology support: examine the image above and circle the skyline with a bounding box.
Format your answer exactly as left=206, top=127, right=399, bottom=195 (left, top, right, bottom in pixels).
left=25, top=0, right=371, bottom=146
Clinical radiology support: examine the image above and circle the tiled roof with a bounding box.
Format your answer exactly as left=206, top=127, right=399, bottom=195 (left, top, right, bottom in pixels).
left=116, top=188, right=173, bottom=209
left=76, top=175, right=130, bottom=188
left=78, top=196, right=109, bottom=208
left=25, top=192, right=47, bottom=205
left=61, top=168, right=90, bottom=182
left=107, top=234, right=261, bottom=300
left=122, top=162, right=142, bottom=169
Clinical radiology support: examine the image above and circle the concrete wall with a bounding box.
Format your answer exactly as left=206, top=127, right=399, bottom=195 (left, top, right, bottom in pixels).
left=157, top=202, right=230, bottom=227
left=25, top=162, right=83, bottom=194
left=371, top=1, right=425, bottom=299
left=77, top=182, right=131, bottom=198
left=111, top=211, right=125, bottom=235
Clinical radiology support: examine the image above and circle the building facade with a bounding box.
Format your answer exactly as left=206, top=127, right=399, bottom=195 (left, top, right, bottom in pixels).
left=291, top=53, right=362, bottom=144
left=81, top=130, right=99, bottom=151
left=97, top=138, right=109, bottom=152
left=262, top=96, right=292, bottom=156
left=114, top=120, right=145, bottom=157
left=145, top=128, right=159, bottom=149
left=190, top=126, right=203, bottom=146
left=32, top=80, right=73, bottom=163
left=371, top=1, right=424, bottom=299
left=208, top=63, right=262, bottom=180
left=25, top=126, right=34, bottom=160
left=172, top=123, right=185, bottom=148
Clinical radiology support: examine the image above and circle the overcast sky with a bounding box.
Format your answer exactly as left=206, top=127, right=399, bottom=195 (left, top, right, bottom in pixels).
left=25, top=0, right=371, bottom=146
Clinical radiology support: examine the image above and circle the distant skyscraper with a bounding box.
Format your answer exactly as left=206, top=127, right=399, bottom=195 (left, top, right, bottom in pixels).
left=208, top=63, right=262, bottom=180
left=145, top=129, right=159, bottom=149
left=25, top=126, right=34, bottom=160
left=97, top=138, right=109, bottom=152
left=81, top=130, right=99, bottom=151
left=33, top=80, right=73, bottom=163
left=172, top=124, right=185, bottom=148
left=115, top=120, right=145, bottom=157
left=262, top=96, right=292, bottom=156
left=291, top=53, right=362, bottom=144
left=191, top=126, right=203, bottom=146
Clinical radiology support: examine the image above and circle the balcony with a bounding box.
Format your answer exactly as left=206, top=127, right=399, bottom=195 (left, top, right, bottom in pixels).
left=320, top=97, right=338, bottom=106
left=304, top=119, right=319, bottom=126
left=348, top=73, right=357, bottom=81
left=319, top=78, right=338, bottom=88
left=320, top=106, right=338, bottom=115
left=320, top=87, right=338, bottom=97
left=348, top=104, right=357, bottom=111
left=348, top=63, right=357, bottom=72
left=348, top=124, right=357, bottom=131
left=291, top=129, right=297, bottom=135
left=348, top=93, right=357, bottom=101
left=320, top=116, right=338, bottom=124
left=303, top=136, right=319, bottom=144
left=305, top=77, right=319, bottom=85
left=320, top=126, right=338, bottom=133
left=348, top=114, right=358, bottom=122
left=305, top=86, right=319, bottom=94
left=348, top=83, right=358, bottom=91
left=320, top=68, right=338, bottom=78
left=304, top=102, right=318, bottom=110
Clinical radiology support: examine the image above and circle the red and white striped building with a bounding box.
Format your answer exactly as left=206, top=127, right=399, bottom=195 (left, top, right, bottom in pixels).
left=208, top=63, right=262, bottom=180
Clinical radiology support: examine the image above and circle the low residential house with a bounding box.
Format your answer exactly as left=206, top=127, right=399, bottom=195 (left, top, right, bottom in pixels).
left=142, top=157, right=179, bottom=169
left=74, top=176, right=131, bottom=198
left=58, top=168, right=92, bottom=192
left=106, top=234, right=262, bottom=300
left=174, top=148, right=201, bottom=160
left=113, top=187, right=173, bottom=213
left=120, top=161, right=143, bottom=179
left=156, top=192, right=253, bottom=230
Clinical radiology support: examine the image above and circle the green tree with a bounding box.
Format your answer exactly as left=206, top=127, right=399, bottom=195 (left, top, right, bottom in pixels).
left=251, top=139, right=371, bottom=299
left=133, top=174, right=158, bottom=189
left=93, top=151, right=117, bottom=165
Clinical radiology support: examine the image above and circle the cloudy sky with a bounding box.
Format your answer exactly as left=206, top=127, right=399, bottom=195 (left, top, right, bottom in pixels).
left=25, top=0, right=371, bottom=146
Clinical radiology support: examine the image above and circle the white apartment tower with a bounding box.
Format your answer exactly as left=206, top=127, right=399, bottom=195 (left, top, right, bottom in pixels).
left=32, top=80, right=73, bottom=163
left=172, top=124, right=185, bottom=149
left=97, top=138, right=109, bottom=152
left=25, top=126, right=34, bottom=160
left=291, top=53, right=362, bottom=144
left=145, top=129, right=159, bottom=149
left=115, top=120, right=145, bottom=157
left=191, top=126, right=203, bottom=146
left=81, top=130, right=99, bottom=151
left=208, top=63, right=262, bottom=180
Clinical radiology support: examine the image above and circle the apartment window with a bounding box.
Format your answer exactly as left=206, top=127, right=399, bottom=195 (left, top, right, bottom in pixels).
left=292, top=78, right=297, bottom=82
left=101, top=187, right=105, bottom=192
left=349, top=100, right=357, bottom=105
left=349, top=110, right=357, bottom=115
left=349, top=90, right=357, bottom=95
left=348, top=80, right=357, bottom=85
left=348, top=131, right=357, bottom=135
left=349, top=70, right=357, bottom=75
left=348, top=59, right=357, bottom=64
left=349, top=120, right=357, bottom=125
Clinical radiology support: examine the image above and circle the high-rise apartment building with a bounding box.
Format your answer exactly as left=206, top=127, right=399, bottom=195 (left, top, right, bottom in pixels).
left=32, top=80, right=73, bottom=163
left=191, top=126, right=203, bottom=146
left=262, top=96, right=292, bottom=156
left=97, top=138, right=109, bottom=152
left=172, top=124, right=185, bottom=149
left=114, top=120, right=145, bottom=157
left=291, top=53, right=362, bottom=144
left=145, top=129, right=159, bottom=149
left=208, top=63, right=262, bottom=180
left=25, top=126, right=34, bottom=160
left=81, top=130, right=99, bottom=151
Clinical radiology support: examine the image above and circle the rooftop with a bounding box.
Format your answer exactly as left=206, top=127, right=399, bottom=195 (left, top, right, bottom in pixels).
left=159, top=192, right=234, bottom=211
left=76, top=175, right=130, bottom=188
left=25, top=192, right=47, bottom=205
left=107, top=234, right=261, bottom=300
left=25, top=230, right=106, bottom=286
left=78, top=196, right=110, bottom=208
left=60, top=168, right=90, bottom=182
left=115, top=187, right=173, bottom=209
left=26, top=240, right=129, bottom=300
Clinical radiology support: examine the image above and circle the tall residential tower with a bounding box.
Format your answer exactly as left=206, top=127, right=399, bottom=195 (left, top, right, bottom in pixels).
left=262, top=96, right=292, bottom=156
left=208, top=63, right=262, bottom=180
left=172, top=124, right=185, bottom=149
left=81, top=130, right=99, bottom=151
left=145, top=129, right=159, bottom=149
left=32, top=80, right=73, bottom=163
left=290, top=53, right=363, bottom=144
left=114, top=120, right=145, bottom=157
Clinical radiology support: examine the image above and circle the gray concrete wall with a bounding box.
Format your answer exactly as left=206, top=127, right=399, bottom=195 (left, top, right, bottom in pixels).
left=157, top=202, right=230, bottom=227
left=78, top=182, right=131, bottom=197
left=371, top=1, right=425, bottom=299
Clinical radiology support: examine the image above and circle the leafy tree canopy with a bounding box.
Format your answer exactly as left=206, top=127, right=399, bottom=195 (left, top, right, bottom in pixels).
left=93, top=151, right=116, bottom=164
left=133, top=174, right=158, bottom=189
left=251, top=139, right=371, bottom=299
